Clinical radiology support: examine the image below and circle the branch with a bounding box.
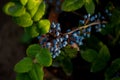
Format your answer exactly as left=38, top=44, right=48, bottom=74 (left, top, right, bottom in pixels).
left=64, top=21, right=107, bottom=35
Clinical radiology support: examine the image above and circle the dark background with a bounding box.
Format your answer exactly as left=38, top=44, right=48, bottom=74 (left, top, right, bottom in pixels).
left=0, top=1, right=26, bottom=80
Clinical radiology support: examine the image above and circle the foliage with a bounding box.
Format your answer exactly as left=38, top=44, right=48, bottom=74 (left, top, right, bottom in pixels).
left=2, top=0, right=120, bottom=80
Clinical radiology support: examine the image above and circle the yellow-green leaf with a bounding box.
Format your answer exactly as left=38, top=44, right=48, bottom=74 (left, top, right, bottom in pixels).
left=33, top=2, right=46, bottom=21
left=3, top=2, right=26, bottom=17
left=37, top=19, right=50, bottom=35
left=20, top=0, right=28, bottom=6
left=27, top=0, right=42, bottom=10
left=13, top=12, right=33, bottom=27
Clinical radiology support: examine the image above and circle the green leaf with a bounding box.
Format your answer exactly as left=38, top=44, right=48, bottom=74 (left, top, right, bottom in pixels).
left=25, top=25, right=39, bottom=38
left=3, top=2, right=26, bottom=17
left=61, top=58, right=73, bottom=76
left=91, top=45, right=110, bottom=72
left=16, top=73, right=31, bottom=80
left=26, top=44, right=42, bottom=58
left=35, top=48, right=52, bottom=67
left=29, top=65, right=39, bottom=80
left=99, top=45, right=110, bottom=62
left=91, top=58, right=107, bottom=72
left=37, top=19, right=50, bottom=35
left=14, top=57, right=33, bottom=73
left=20, top=0, right=28, bottom=6
left=105, top=58, right=120, bottom=80
left=13, top=12, right=33, bottom=27
left=27, top=0, right=42, bottom=10
left=29, top=64, right=44, bottom=80
left=20, top=31, right=32, bottom=44
left=61, top=0, right=85, bottom=12
left=29, top=2, right=40, bottom=17
left=63, top=45, right=78, bottom=58
left=34, top=64, right=44, bottom=80
left=81, top=49, right=98, bottom=63
left=33, top=2, right=46, bottom=21
left=111, top=77, right=120, bottom=80
left=84, top=0, right=95, bottom=14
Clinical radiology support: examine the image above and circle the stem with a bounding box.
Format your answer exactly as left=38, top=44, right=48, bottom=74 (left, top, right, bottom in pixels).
left=64, top=21, right=107, bottom=35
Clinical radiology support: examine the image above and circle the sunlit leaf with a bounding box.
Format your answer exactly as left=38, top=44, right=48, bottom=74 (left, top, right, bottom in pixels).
left=35, top=48, right=52, bottom=67
left=13, top=12, right=33, bottom=27
left=3, top=2, right=26, bottom=17
left=14, top=57, right=33, bottom=73
left=33, top=2, right=45, bottom=21
left=37, top=19, right=50, bottom=35
left=26, top=44, right=41, bottom=58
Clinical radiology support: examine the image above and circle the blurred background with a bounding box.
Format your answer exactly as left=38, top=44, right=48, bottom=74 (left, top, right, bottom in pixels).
left=0, top=0, right=26, bottom=80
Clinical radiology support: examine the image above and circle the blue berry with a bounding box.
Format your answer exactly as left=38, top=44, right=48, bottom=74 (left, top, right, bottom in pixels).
left=56, top=32, right=60, bottom=36
left=95, top=14, right=98, bottom=18
left=87, top=34, right=90, bottom=38
left=84, top=15, right=88, bottom=19
left=51, top=22, right=56, bottom=28
left=101, top=16, right=105, bottom=19
left=60, top=38, right=63, bottom=42
left=37, top=36, right=41, bottom=39
left=72, top=33, right=78, bottom=37
left=108, top=13, right=112, bottom=16
left=53, top=40, right=57, bottom=45
left=102, top=24, right=106, bottom=28
left=88, top=13, right=91, bottom=17
left=67, top=29, right=71, bottom=32
left=87, top=27, right=91, bottom=32
left=77, top=31, right=81, bottom=35
left=65, top=34, right=69, bottom=38
left=90, top=16, right=95, bottom=21
left=79, top=20, right=85, bottom=24
left=46, top=42, right=51, bottom=48
left=105, top=9, right=109, bottom=13
left=56, top=23, right=61, bottom=31
left=78, top=41, right=83, bottom=46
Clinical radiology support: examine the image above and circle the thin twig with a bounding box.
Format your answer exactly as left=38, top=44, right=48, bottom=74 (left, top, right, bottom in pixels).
left=64, top=21, right=107, bottom=35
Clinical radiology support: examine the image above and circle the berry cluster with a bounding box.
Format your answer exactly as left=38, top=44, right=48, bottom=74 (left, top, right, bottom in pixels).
left=38, top=22, right=63, bottom=58
left=37, top=10, right=111, bottom=58
left=37, top=22, right=91, bottom=58
left=79, top=10, right=112, bottom=33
